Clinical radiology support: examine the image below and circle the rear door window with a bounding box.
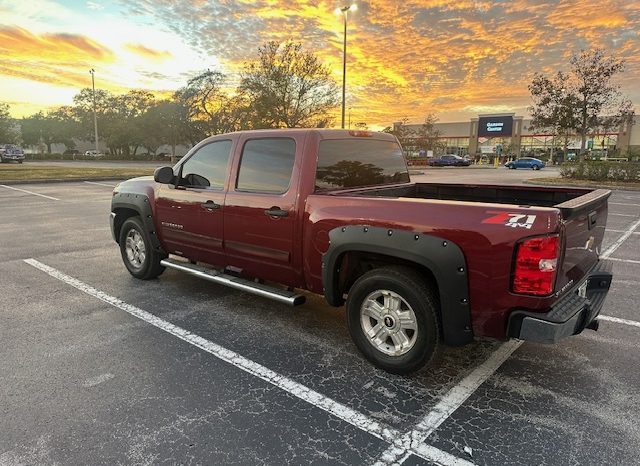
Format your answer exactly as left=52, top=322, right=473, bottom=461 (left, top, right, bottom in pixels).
left=236, top=138, right=296, bottom=193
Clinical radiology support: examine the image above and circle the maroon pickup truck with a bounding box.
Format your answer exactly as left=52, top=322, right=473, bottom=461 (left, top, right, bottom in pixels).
left=110, top=129, right=613, bottom=374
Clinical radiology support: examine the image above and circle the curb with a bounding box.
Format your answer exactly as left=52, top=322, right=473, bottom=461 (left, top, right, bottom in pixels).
left=523, top=178, right=640, bottom=192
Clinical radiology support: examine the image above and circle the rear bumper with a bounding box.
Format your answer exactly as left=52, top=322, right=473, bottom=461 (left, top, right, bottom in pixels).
left=507, top=260, right=613, bottom=343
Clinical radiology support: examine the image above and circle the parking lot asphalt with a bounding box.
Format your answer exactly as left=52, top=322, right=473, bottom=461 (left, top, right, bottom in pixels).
left=1, top=170, right=639, bottom=465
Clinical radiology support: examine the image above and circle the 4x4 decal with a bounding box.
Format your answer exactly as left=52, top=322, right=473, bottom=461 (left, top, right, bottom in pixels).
left=482, top=211, right=537, bottom=229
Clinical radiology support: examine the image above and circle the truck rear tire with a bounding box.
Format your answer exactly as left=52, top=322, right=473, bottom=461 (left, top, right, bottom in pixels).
left=119, top=216, right=166, bottom=280
left=346, top=266, right=439, bottom=374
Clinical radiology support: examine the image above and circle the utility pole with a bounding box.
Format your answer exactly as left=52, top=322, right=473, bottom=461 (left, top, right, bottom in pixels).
left=89, top=69, right=99, bottom=153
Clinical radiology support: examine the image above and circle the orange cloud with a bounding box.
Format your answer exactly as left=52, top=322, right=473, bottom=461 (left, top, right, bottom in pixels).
left=124, top=43, right=172, bottom=61
left=1, top=1, right=639, bottom=127
left=0, top=26, right=113, bottom=62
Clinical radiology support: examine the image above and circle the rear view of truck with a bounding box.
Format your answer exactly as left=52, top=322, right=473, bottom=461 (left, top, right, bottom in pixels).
left=506, top=188, right=613, bottom=343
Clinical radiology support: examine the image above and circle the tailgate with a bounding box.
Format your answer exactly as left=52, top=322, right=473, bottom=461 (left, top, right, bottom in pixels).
left=555, top=189, right=611, bottom=296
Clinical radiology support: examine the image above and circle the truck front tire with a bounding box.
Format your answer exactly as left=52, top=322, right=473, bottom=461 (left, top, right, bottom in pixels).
left=119, top=216, right=166, bottom=280
left=346, top=266, right=440, bottom=374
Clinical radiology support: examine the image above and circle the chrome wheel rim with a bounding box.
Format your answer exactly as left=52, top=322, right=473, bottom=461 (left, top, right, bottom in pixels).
left=125, top=228, right=146, bottom=269
left=360, top=290, right=418, bottom=356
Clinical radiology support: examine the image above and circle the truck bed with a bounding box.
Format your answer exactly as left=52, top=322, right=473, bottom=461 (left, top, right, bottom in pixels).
left=338, top=182, right=607, bottom=217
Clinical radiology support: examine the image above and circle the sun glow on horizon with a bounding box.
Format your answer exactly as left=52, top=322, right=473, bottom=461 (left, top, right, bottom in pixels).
left=1, top=0, right=638, bottom=126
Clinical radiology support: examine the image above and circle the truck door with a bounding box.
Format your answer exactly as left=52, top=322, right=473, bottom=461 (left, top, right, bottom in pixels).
left=155, top=139, right=233, bottom=266
left=223, top=136, right=300, bottom=286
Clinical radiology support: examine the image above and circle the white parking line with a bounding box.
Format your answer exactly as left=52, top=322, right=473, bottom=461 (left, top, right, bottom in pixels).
left=606, top=258, right=640, bottom=265
left=599, top=315, right=640, bottom=328
left=605, top=229, right=640, bottom=235
left=23, top=258, right=471, bottom=466
left=84, top=181, right=116, bottom=188
left=602, top=217, right=640, bottom=259
left=609, top=202, right=640, bottom=207
left=0, top=184, right=59, bottom=201
left=609, top=213, right=637, bottom=217
left=373, top=340, right=523, bottom=466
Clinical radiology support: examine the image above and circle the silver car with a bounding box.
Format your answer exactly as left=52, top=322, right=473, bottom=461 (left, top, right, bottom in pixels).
left=0, top=144, right=25, bottom=163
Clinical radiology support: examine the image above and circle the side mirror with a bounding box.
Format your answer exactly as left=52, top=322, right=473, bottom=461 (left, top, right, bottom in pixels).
left=154, top=166, right=175, bottom=184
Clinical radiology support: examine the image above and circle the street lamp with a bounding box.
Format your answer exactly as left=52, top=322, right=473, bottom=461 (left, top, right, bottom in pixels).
left=335, top=4, right=357, bottom=129
left=89, top=68, right=99, bottom=154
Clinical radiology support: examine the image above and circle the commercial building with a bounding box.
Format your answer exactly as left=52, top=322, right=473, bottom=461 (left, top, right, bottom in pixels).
left=394, top=113, right=639, bottom=161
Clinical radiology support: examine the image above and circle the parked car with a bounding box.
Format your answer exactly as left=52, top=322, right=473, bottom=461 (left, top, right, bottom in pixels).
left=0, top=144, right=25, bottom=163
left=505, top=157, right=545, bottom=170
left=84, top=150, right=104, bottom=157
left=110, top=129, right=612, bottom=374
left=428, top=154, right=471, bottom=167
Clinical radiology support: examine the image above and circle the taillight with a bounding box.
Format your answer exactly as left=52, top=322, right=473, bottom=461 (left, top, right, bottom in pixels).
left=512, top=234, right=560, bottom=296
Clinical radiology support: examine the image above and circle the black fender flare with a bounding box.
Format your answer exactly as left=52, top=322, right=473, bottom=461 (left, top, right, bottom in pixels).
left=322, top=225, right=473, bottom=346
left=111, top=192, right=164, bottom=253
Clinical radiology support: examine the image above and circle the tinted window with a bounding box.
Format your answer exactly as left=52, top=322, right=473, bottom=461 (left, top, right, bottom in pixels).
left=316, top=139, right=409, bottom=190
left=236, top=138, right=296, bottom=193
left=180, top=140, right=232, bottom=189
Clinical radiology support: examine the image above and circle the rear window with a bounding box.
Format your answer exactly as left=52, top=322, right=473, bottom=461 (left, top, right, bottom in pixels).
left=316, top=139, right=409, bottom=190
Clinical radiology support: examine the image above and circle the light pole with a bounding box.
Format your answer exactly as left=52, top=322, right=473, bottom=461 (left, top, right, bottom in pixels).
left=89, top=69, right=99, bottom=153
left=336, top=4, right=356, bottom=129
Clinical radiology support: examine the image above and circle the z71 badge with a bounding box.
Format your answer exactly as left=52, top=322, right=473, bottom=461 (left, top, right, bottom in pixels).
left=482, top=212, right=537, bottom=229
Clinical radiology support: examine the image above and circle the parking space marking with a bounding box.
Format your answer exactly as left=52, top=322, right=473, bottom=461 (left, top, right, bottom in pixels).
left=607, top=257, right=640, bottom=265
left=599, top=315, right=640, bottom=329
left=609, top=213, right=637, bottom=217
left=602, top=218, right=640, bottom=259
left=606, top=229, right=640, bottom=235
left=373, top=340, right=523, bottom=466
left=609, top=202, right=640, bottom=207
left=83, top=181, right=117, bottom=188
left=23, top=258, right=471, bottom=466
left=0, top=184, right=59, bottom=201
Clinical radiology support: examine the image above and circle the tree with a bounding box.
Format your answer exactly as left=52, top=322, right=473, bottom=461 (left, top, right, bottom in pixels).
left=529, top=49, right=634, bottom=161
left=72, top=88, right=157, bottom=156
left=239, top=41, right=339, bottom=128
left=382, top=117, right=413, bottom=154
left=21, top=108, right=77, bottom=153
left=139, top=100, right=190, bottom=156
left=0, top=103, right=18, bottom=143
left=174, top=69, right=243, bottom=141
left=415, top=114, right=442, bottom=154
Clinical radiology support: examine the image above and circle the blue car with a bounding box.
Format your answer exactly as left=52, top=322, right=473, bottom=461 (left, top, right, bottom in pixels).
left=505, top=157, right=545, bottom=170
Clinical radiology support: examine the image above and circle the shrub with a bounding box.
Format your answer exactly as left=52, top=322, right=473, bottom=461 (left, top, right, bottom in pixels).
left=584, top=162, right=610, bottom=181
left=560, top=161, right=640, bottom=182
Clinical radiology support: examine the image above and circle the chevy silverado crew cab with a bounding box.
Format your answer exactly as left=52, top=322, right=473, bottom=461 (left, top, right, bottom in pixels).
left=110, top=129, right=613, bottom=374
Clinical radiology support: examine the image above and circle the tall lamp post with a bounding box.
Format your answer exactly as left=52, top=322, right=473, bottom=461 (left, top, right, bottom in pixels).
left=89, top=69, right=99, bottom=153
left=335, top=4, right=357, bottom=129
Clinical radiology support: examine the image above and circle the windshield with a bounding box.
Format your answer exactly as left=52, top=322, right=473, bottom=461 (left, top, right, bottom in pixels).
left=316, top=139, right=409, bottom=190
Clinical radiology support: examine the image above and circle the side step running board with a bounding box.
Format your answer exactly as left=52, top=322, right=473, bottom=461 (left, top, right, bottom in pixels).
left=160, top=258, right=306, bottom=306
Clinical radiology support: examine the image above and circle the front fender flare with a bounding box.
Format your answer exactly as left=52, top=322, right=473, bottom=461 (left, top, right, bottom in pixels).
left=111, top=192, right=164, bottom=253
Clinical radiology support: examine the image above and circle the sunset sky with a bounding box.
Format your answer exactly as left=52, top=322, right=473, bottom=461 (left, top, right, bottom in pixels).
left=1, top=0, right=639, bottom=129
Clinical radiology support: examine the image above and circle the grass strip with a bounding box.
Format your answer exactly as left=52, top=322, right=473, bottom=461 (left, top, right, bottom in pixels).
left=0, top=165, right=154, bottom=181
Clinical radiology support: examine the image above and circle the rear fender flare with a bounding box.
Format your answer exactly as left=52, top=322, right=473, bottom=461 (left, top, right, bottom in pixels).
left=322, top=225, right=473, bottom=346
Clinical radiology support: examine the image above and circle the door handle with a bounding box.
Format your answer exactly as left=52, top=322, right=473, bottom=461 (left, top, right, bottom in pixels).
left=265, top=207, right=288, bottom=218
left=201, top=200, right=221, bottom=210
